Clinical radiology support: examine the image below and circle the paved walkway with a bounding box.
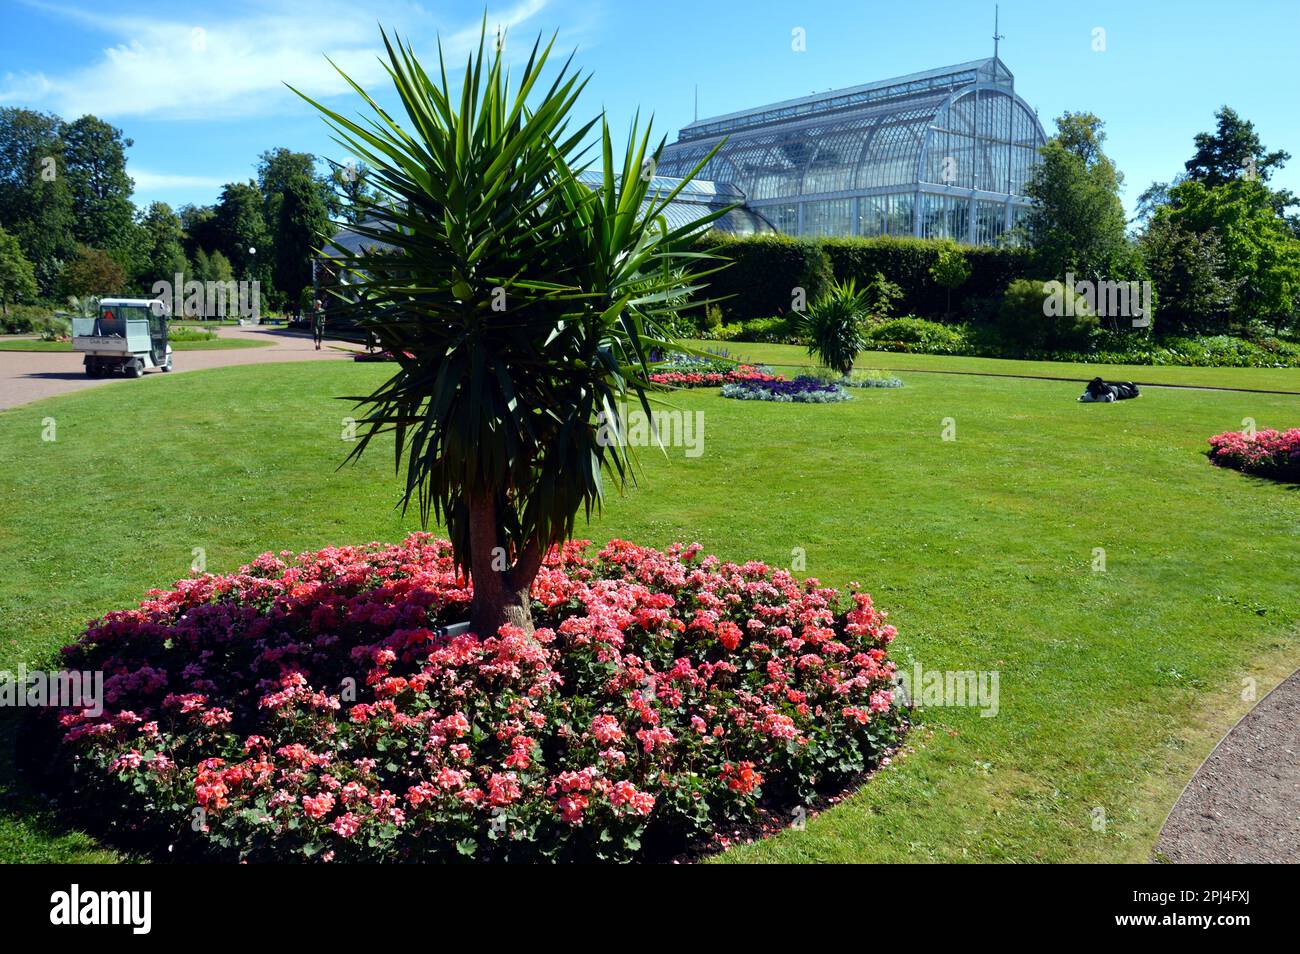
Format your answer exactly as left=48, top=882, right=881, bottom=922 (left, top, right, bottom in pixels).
left=1156, top=667, right=1300, bottom=863
left=0, top=327, right=353, bottom=412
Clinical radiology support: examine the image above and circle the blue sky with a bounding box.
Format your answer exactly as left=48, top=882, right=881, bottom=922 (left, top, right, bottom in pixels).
left=2, top=0, right=1298, bottom=218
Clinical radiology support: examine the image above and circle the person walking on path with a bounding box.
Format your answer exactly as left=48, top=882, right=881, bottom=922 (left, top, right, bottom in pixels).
left=312, top=299, right=325, bottom=350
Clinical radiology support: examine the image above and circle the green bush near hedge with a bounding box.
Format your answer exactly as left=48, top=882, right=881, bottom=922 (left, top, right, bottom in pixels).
left=996, top=278, right=1098, bottom=351
left=0, top=303, right=65, bottom=336
left=865, top=317, right=970, bottom=355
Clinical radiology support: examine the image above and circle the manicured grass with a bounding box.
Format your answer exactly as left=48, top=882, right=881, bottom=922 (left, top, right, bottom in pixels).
left=687, top=339, right=1300, bottom=393
left=0, top=337, right=271, bottom=352
left=0, top=360, right=1296, bottom=862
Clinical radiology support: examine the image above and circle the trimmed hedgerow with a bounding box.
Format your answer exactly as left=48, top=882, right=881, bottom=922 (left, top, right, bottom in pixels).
left=693, top=233, right=1032, bottom=323
left=690, top=234, right=834, bottom=324
left=32, top=535, right=905, bottom=863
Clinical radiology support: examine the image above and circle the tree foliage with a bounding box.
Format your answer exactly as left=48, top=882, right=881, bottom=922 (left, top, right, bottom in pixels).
left=0, top=224, right=38, bottom=315
left=60, top=245, right=127, bottom=299
left=61, top=116, right=136, bottom=256
left=1024, top=112, right=1130, bottom=282
left=272, top=170, right=330, bottom=311
left=1185, top=106, right=1291, bottom=189
left=1157, top=179, right=1300, bottom=332
left=136, top=202, right=188, bottom=287
left=212, top=182, right=271, bottom=287
left=1138, top=216, right=1234, bottom=332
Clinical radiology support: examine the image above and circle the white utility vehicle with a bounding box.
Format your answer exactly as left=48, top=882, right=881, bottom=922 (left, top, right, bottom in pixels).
left=72, top=298, right=173, bottom=378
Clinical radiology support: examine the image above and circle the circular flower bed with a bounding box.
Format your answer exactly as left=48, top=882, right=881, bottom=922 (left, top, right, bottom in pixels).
left=649, top=365, right=783, bottom=388
left=1207, top=427, right=1300, bottom=481
left=721, top=376, right=852, bottom=403
left=32, top=534, right=905, bottom=862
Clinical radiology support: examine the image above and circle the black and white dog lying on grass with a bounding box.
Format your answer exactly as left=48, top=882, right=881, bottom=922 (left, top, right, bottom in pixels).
left=1079, top=377, right=1141, bottom=402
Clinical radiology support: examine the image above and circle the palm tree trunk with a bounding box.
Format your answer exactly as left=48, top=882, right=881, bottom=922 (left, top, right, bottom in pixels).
left=466, top=492, right=541, bottom=637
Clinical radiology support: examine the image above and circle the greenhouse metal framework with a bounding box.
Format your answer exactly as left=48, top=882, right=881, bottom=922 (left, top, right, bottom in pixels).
left=654, top=56, right=1047, bottom=245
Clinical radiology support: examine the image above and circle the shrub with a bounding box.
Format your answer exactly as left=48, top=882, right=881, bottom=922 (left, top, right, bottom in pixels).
left=866, top=317, right=970, bottom=355
left=735, top=315, right=801, bottom=343
left=698, top=321, right=744, bottom=342
left=1207, top=428, right=1300, bottom=481
left=166, top=326, right=218, bottom=343
left=34, top=534, right=905, bottom=863
left=863, top=271, right=904, bottom=322
left=0, top=303, right=61, bottom=335
left=721, top=377, right=853, bottom=403
left=996, top=278, right=1098, bottom=351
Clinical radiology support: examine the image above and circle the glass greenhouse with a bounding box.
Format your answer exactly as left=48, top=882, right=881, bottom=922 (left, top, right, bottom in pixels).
left=572, top=170, right=773, bottom=235
left=655, top=56, right=1047, bottom=245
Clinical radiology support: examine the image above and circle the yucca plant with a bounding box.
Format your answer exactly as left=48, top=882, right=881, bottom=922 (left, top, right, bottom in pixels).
left=295, top=26, right=724, bottom=636
left=799, top=277, right=871, bottom=377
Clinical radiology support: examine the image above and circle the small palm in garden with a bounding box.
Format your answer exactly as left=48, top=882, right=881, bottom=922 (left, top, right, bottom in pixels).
left=800, top=277, right=871, bottom=377
left=295, top=27, right=723, bottom=637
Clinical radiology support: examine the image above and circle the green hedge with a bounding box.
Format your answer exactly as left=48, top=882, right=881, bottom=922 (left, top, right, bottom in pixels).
left=690, top=234, right=833, bottom=323
left=692, top=233, right=1032, bottom=323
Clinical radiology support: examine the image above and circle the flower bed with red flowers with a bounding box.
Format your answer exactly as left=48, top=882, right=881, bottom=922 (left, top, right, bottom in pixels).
left=1207, top=427, right=1300, bottom=481
left=28, top=535, right=905, bottom=862
left=648, top=365, right=784, bottom=388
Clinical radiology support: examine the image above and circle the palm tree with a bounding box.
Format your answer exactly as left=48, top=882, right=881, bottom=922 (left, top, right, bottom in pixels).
left=295, top=27, right=723, bottom=636
left=799, top=277, right=871, bottom=377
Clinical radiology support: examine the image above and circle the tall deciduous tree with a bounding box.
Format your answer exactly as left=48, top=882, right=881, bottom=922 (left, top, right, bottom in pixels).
left=329, top=158, right=378, bottom=224
left=61, top=116, right=137, bottom=256
left=213, top=182, right=271, bottom=289
left=178, top=203, right=220, bottom=260
left=60, top=245, right=126, bottom=299
left=135, top=202, right=188, bottom=291
left=1185, top=106, right=1290, bottom=187
left=273, top=170, right=330, bottom=312
left=1024, top=112, right=1130, bottom=282
left=0, top=108, right=77, bottom=296
left=1138, top=216, right=1234, bottom=333
left=1184, top=106, right=1296, bottom=225
left=1158, top=178, right=1300, bottom=333
left=0, top=224, right=38, bottom=316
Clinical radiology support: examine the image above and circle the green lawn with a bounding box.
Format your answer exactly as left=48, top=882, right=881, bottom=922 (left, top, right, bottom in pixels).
left=689, top=339, right=1300, bottom=393
left=0, top=337, right=271, bottom=352
left=0, top=360, right=1296, bottom=862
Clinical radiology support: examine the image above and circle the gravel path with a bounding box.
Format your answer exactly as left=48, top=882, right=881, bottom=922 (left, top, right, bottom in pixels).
left=0, top=327, right=352, bottom=412
left=1156, top=667, right=1300, bottom=863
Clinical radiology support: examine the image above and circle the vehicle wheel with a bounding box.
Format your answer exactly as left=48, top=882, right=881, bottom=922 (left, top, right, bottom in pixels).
left=124, top=359, right=142, bottom=379
left=161, top=356, right=173, bottom=372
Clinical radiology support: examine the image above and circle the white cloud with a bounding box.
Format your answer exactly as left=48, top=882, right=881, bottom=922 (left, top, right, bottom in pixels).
left=127, top=167, right=229, bottom=192
left=2, top=0, right=559, bottom=120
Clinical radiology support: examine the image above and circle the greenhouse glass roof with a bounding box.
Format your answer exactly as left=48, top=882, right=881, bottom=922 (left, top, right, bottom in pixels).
left=656, top=56, right=1046, bottom=244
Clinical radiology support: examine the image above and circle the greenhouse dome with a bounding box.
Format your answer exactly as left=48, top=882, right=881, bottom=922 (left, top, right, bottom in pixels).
left=655, top=56, right=1047, bottom=245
